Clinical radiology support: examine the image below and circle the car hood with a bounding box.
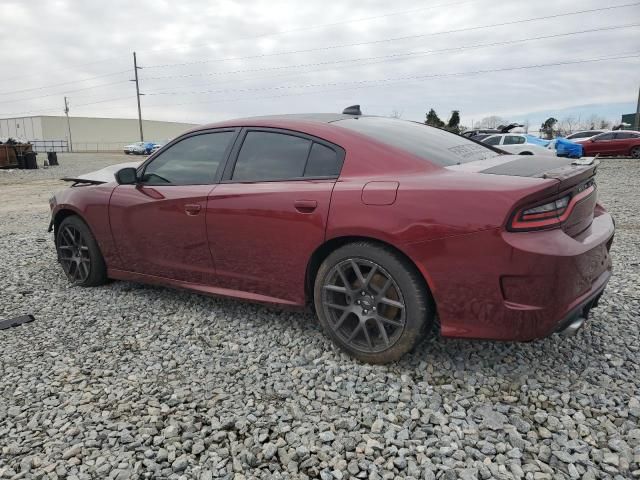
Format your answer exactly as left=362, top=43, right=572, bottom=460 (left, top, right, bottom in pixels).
left=63, top=161, right=141, bottom=184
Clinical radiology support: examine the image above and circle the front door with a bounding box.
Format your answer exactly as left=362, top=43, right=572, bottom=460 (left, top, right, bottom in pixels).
left=588, top=132, right=616, bottom=155
left=109, top=130, right=237, bottom=283
left=206, top=129, right=345, bottom=304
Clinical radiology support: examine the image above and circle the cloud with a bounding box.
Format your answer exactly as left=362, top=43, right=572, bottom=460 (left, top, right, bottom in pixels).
left=0, top=0, right=638, bottom=127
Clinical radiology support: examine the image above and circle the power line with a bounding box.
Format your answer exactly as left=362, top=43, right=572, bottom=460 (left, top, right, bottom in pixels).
left=0, top=57, right=129, bottom=86
left=0, top=70, right=131, bottom=97
left=143, top=2, right=640, bottom=70
left=141, top=23, right=639, bottom=86
left=0, top=96, right=136, bottom=118
left=0, top=80, right=131, bottom=105
left=140, top=0, right=485, bottom=56
left=143, top=53, right=640, bottom=108
left=0, top=0, right=485, bottom=87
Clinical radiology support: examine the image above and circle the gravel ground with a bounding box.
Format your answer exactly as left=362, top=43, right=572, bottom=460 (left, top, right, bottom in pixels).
left=0, top=153, right=638, bottom=480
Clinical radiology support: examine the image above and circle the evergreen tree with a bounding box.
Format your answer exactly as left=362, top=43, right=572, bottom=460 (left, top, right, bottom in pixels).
left=447, top=110, right=461, bottom=133
left=425, top=109, right=445, bottom=128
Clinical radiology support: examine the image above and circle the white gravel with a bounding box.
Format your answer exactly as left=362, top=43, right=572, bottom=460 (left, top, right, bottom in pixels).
left=0, top=153, right=639, bottom=480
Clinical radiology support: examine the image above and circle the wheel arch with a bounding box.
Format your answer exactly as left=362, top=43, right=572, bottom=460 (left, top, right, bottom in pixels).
left=305, top=235, right=437, bottom=312
left=52, top=207, right=81, bottom=237
left=52, top=207, right=96, bottom=243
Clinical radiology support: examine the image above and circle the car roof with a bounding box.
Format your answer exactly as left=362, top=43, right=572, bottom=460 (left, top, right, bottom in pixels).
left=198, top=113, right=360, bottom=130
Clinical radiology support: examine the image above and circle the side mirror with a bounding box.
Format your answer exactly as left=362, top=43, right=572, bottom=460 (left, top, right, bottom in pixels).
left=115, top=167, right=138, bottom=185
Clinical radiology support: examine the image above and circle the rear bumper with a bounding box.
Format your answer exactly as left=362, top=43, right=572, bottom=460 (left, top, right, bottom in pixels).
left=404, top=210, right=614, bottom=341
left=554, top=271, right=608, bottom=336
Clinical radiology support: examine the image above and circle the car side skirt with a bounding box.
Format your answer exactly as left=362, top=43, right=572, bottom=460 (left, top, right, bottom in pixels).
left=108, top=269, right=304, bottom=309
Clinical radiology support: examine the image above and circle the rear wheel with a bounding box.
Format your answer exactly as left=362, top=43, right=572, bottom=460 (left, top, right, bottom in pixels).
left=314, top=241, right=433, bottom=363
left=56, top=216, right=107, bottom=287
left=631, top=146, right=640, bottom=159
left=519, top=151, right=533, bottom=155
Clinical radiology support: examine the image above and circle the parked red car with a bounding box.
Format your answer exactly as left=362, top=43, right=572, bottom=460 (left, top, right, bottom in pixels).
left=575, top=130, right=640, bottom=157
left=49, top=110, right=614, bottom=363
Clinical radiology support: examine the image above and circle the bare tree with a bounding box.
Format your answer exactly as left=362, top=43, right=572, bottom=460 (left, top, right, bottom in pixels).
left=558, top=116, right=578, bottom=135
left=578, top=114, right=612, bottom=130
left=478, top=116, right=506, bottom=129
left=389, top=108, right=403, bottom=119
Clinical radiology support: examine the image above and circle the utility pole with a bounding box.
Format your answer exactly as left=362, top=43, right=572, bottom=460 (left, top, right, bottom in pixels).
left=131, top=51, right=144, bottom=142
left=64, top=96, right=73, bottom=152
left=635, top=85, right=640, bottom=131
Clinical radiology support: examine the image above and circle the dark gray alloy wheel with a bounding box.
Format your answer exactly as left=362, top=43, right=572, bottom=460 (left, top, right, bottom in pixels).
left=56, top=216, right=107, bottom=287
left=314, top=242, right=433, bottom=364
left=631, top=146, right=640, bottom=159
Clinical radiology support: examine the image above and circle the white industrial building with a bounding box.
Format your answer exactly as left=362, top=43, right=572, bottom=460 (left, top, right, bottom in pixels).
left=0, top=116, right=198, bottom=152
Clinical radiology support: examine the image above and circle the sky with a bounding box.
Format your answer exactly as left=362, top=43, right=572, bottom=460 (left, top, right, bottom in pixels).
left=0, top=0, right=638, bottom=129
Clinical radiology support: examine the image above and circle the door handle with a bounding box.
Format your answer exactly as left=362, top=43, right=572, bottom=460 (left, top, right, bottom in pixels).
left=294, top=199, right=318, bottom=213
left=184, top=204, right=202, bottom=216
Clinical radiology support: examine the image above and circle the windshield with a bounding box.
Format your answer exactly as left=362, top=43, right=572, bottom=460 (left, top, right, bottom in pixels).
left=334, top=117, right=500, bottom=166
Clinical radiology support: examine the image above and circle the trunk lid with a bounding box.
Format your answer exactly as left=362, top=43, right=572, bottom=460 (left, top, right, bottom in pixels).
left=447, top=155, right=599, bottom=237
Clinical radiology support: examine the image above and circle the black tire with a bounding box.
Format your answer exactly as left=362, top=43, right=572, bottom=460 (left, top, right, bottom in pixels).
left=56, top=216, right=108, bottom=287
left=124, top=151, right=130, bottom=155
left=519, top=151, right=533, bottom=155
left=631, top=146, right=640, bottom=159
left=314, top=241, right=434, bottom=364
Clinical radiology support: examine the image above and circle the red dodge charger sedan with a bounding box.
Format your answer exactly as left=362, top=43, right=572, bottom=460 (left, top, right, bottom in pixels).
left=575, top=130, right=640, bottom=158
left=49, top=109, right=614, bottom=363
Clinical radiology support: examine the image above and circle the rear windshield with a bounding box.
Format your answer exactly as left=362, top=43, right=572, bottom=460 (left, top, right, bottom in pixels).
left=334, top=117, right=500, bottom=166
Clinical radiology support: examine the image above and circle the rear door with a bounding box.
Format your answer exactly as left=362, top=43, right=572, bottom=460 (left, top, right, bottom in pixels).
left=109, top=129, right=237, bottom=283
left=613, top=131, right=640, bottom=155
left=206, top=128, right=345, bottom=304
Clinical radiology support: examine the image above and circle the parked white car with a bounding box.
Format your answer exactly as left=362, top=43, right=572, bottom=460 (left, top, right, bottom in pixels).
left=480, top=134, right=556, bottom=156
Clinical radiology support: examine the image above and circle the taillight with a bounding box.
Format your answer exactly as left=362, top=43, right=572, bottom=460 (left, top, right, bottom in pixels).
left=509, top=184, right=595, bottom=231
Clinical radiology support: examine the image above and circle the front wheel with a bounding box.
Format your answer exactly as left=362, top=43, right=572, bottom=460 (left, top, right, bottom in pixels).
left=56, top=216, right=108, bottom=287
left=314, top=242, right=434, bottom=364
left=631, top=146, right=640, bottom=159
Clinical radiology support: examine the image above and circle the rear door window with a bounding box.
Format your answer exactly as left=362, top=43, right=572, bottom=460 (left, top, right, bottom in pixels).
left=614, top=132, right=639, bottom=139
left=233, top=132, right=310, bottom=181
left=231, top=131, right=343, bottom=181
left=504, top=135, right=525, bottom=145
left=304, top=143, right=341, bottom=177
left=483, top=136, right=502, bottom=146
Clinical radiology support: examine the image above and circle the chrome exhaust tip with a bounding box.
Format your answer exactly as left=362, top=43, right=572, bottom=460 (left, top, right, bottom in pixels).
left=560, top=317, right=586, bottom=337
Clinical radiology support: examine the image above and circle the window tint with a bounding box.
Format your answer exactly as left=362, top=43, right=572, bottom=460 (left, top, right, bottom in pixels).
left=594, top=133, right=614, bottom=141
left=233, top=132, right=311, bottom=181
left=472, top=134, right=491, bottom=142
left=504, top=135, right=525, bottom=145
left=615, top=132, right=639, bottom=139
left=336, top=117, right=499, bottom=166
left=484, top=135, right=502, bottom=146
left=304, top=143, right=340, bottom=177
left=142, top=132, right=234, bottom=185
